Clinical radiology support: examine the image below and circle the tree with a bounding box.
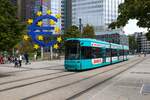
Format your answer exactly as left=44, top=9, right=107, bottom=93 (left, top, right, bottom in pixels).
left=15, top=38, right=35, bottom=54
left=63, top=25, right=81, bottom=39
left=0, top=0, right=25, bottom=51
left=128, top=35, right=138, bottom=54
left=82, top=24, right=95, bottom=38
left=109, top=0, right=150, bottom=40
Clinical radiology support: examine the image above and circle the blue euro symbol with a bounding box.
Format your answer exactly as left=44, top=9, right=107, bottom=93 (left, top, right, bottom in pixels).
left=27, top=15, right=58, bottom=47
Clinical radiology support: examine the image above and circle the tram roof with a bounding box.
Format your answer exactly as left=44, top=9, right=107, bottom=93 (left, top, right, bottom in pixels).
left=66, top=38, right=128, bottom=49
left=66, top=38, right=113, bottom=44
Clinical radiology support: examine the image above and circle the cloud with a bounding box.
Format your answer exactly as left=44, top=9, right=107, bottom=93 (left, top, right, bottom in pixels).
left=123, top=19, right=147, bottom=35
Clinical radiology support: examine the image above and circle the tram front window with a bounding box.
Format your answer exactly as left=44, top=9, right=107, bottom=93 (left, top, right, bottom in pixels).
left=65, top=40, right=80, bottom=60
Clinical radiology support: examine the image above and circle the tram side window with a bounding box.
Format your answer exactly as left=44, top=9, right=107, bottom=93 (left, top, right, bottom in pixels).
left=81, top=47, right=103, bottom=59
left=124, top=50, right=129, bottom=55
left=111, top=49, right=118, bottom=57
left=106, top=48, right=111, bottom=57
left=119, top=50, right=124, bottom=56
left=91, top=47, right=103, bottom=58
left=81, top=47, right=92, bottom=59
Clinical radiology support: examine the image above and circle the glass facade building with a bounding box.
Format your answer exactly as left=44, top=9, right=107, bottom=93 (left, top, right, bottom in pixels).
left=134, top=32, right=150, bottom=53
left=61, top=0, right=72, bottom=31
left=96, top=30, right=129, bottom=46
left=34, top=0, right=62, bottom=33
left=72, top=0, right=124, bottom=34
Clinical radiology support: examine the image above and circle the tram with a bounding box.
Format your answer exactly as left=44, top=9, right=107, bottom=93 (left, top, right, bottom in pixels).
left=64, top=38, right=129, bottom=71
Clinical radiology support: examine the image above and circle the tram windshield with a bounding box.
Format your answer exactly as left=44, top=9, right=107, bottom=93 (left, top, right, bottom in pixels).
left=65, top=40, right=80, bottom=60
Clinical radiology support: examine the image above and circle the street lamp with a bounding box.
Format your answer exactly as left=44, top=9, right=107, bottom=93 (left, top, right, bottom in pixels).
left=79, top=18, right=82, bottom=38
left=79, top=18, right=82, bottom=32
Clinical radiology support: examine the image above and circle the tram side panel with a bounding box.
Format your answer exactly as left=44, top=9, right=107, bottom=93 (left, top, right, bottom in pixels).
left=110, top=43, right=120, bottom=63
left=119, top=49, right=124, bottom=61
left=80, top=45, right=107, bottom=70
left=123, top=45, right=129, bottom=61
left=64, top=39, right=129, bottom=71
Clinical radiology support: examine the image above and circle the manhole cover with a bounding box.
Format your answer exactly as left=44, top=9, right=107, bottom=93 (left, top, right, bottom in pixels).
left=140, top=84, right=150, bottom=95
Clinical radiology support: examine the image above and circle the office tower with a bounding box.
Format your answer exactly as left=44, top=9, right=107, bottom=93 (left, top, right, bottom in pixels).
left=96, top=29, right=129, bottom=46
left=61, top=0, right=72, bottom=32
left=134, top=32, right=150, bottom=53
left=72, top=0, right=124, bottom=34
left=10, top=0, right=35, bottom=21
left=10, top=0, right=17, bottom=5
left=34, top=0, right=61, bottom=31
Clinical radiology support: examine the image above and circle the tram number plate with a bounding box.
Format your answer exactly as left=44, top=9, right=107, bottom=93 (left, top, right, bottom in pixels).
left=92, top=58, right=103, bottom=64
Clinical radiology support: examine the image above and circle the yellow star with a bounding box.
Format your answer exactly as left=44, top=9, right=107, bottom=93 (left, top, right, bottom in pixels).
left=36, top=11, right=42, bottom=16
left=54, top=44, right=59, bottom=49
left=37, top=35, right=44, bottom=41
left=57, top=37, right=62, bottom=43
left=27, top=19, right=33, bottom=24
left=37, top=21, right=43, bottom=26
left=55, top=27, right=60, bottom=33
left=56, top=14, right=61, bottom=19
left=47, top=10, right=52, bottom=15
left=23, top=35, right=29, bottom=40
left=34, top=44, right=40, bottom=49
left=49, top=20, right=55, bottom=25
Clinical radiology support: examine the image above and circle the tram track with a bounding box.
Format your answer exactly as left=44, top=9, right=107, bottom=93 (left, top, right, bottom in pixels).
left=1, top=64, right=64, bottom=75
left=0, top=71, right=78, bottom=92
left=21, top=57, right=143, bottom=100
left=0, top=58, right=135, bottom=92
left=66, top=57, right=146, bottom=100
left=0, top=70, right=64, bottom=85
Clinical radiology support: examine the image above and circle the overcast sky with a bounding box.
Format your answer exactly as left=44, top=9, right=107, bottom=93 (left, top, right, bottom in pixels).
left=123, top=19, right=147, bottom=35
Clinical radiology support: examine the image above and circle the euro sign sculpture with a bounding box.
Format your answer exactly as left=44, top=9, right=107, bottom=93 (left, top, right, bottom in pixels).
left=26, top=10, right=61, bottom=49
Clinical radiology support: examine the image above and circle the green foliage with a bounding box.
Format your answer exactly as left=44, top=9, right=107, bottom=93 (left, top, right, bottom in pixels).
left=63, top=25, right=81, bottom=40
left=15, top=38, right=35, bottom=54
left=82, top=24, right=95, bottom=38
left=109, top=0, right=150, bottom=40
left=63, top=24, right=95, bottom=39
left=0, top=0, right=26, bottom=51
left=128, top=35, right=138, bottom=53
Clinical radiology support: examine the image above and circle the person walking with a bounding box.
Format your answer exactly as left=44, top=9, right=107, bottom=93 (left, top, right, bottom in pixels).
left=34, top=53, right=37, bottom=61
left=144, top=52, right=147, bottom=57
left=24, top=52, right=29, bottom=64
left=14, top=56, right=19, bottom=67
left=19, top=54, right=23, bottom=67
left=0, top=55, right=3, bottom=64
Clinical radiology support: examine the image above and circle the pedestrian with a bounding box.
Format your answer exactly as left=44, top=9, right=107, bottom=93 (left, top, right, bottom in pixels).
left=19, top=54, right=23, bottom=67
left=34, top=53, right=37, bottom=61
left=24, top=52, right=29, bottom=64
left=138, top=53, right=141, bottom=57
left=0, top=55, right=3, bottom=64
left=144, top=52, right=146, bottom=57
left=14, top=56, right=19, bottom=67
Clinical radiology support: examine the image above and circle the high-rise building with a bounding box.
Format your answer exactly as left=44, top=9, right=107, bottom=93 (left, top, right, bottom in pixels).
left=10, top=0, right=35, bottom=21
left=72, top=0, right=124, bottom=34
left=134, top=32, right=150, bottom=53
left=96, top=29, right=129, bottom=46
left=61, top=0, right=72, bottom=32
left=10, top=0, right=62, bottom=25
left=33, top=0, right=62, bottom=31
left=10, top=0, right=17, bottom=5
